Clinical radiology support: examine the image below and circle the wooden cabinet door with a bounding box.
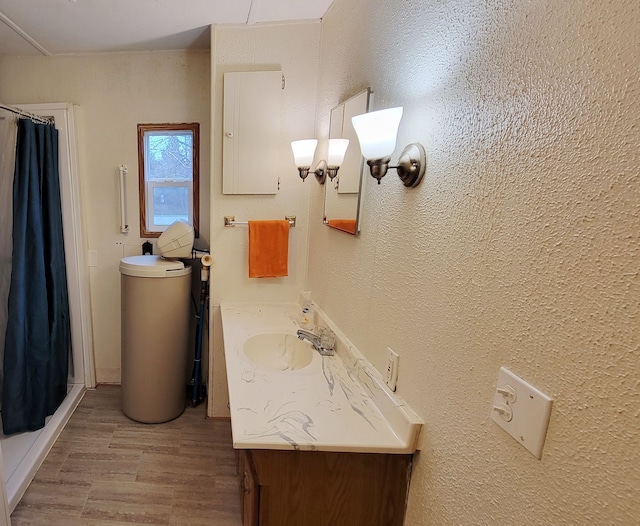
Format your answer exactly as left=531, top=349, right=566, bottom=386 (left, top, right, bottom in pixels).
left=238, top=450, right=259, bottom=526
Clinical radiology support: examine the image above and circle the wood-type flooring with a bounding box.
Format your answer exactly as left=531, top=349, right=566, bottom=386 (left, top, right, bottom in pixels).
left=10, top=385, right=242, bottom=525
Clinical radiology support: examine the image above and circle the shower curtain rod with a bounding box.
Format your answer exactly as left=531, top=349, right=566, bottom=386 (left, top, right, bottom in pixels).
left=0, top=103, right=53, bottom=125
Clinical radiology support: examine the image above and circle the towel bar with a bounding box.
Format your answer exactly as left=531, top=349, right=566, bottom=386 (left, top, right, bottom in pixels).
left=224, top=215, right=296, bottom=228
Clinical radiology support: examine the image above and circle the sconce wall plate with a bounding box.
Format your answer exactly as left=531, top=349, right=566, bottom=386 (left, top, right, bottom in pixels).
left=314, top=160, right=327, bottom=185
left=396, top=143, right=426, bottom=187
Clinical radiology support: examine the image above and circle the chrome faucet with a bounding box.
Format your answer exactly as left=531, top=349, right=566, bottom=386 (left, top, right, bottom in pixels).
left=296, top=329, right=335, bottom=356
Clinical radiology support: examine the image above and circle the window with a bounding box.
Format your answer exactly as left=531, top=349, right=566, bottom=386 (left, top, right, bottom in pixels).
left=137, top=123, right=199, bottom=237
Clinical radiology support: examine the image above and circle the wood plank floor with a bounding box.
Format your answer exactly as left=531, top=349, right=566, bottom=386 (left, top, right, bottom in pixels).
left=10, top=385, right=242, bottom=525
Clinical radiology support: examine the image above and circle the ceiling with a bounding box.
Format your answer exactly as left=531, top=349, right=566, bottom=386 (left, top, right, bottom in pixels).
left=0, top=0, right=334, bottom=56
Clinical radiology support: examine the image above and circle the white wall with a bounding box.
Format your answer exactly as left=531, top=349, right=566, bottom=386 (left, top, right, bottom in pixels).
left=207, top=23, right=321, bottom=415
left=0, top=50, right=210, bottom=383
left=309, top=0, right=640, bottom=524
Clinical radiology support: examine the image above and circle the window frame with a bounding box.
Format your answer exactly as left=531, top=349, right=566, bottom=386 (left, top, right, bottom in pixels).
left=137, top=122, right=200, bottom=238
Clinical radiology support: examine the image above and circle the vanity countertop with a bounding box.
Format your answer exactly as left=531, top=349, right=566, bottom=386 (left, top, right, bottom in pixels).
left=221, top=302, right=422, bottom=454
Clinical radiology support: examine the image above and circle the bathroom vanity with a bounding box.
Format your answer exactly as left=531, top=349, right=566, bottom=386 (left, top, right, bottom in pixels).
left=221, top=302, right=422, bottom=526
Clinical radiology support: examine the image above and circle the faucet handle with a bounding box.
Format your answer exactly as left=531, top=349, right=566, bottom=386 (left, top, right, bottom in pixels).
left=317, top=326, right=336, bottom=351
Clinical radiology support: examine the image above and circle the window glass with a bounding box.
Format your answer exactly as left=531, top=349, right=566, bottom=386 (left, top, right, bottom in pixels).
left=138, top=123, right=199, bottom=237
left=152, top=186, right=189, bottom=225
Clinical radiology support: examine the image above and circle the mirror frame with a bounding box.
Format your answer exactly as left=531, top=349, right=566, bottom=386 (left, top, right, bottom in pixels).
left=323, top=87, right=371, bottom=235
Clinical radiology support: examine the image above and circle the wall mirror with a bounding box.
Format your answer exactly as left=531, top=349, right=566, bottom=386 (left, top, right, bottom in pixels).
left=323, top=87, right=371, bottom=235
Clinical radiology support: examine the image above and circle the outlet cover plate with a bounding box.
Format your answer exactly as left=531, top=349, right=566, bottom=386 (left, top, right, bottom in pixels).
left=385, top=347, right=399, bottom=391
left=490, top=367, right=553, bottom=459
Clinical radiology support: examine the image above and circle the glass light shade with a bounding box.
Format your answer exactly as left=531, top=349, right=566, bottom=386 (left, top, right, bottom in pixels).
left=351, top=107, right=403, bottom=160
left=327, top=139, right=349, bottom=166
left=291, top=139, right=318, bottom=167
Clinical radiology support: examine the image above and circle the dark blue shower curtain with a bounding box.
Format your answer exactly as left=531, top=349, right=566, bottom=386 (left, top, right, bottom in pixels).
left=2, top=118, right=70, bottom=435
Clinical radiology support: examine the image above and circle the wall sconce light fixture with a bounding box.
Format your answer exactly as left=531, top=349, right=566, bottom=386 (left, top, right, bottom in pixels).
left=351, top=107, right=425, bottom=187
left=291, top=138, right=349, bottom=184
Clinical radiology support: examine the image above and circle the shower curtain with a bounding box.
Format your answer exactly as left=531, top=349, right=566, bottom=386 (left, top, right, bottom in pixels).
left=1, top=117, right=70, bottom=435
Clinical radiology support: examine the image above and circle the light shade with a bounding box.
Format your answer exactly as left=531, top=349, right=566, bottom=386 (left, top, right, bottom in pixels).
left=291, top=139, right=318, bottom=167
left=327, top=138, right=349, bottom=166
left=351, top=107, right=403, bottom=160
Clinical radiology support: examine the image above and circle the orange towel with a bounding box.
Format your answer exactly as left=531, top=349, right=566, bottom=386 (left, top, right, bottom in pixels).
left=248, top=220, right=290, bottom=278
left=327, top=219, right=357, bottom=234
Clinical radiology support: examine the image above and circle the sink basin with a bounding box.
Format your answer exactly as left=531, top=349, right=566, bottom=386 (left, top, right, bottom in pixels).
left=243, top=333, right=314, bottom=372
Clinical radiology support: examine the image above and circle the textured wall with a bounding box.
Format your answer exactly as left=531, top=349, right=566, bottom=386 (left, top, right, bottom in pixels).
left=208, top=23, right=321, bottom=414
left=0, top=51, right=210, bottom=384
left=309, top=0, right=640, bottom=524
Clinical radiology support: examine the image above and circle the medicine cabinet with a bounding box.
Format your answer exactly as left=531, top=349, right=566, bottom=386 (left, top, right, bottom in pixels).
left=323, top=88, right=371, bottom=235
left=222, top=70, right=283, bottom=194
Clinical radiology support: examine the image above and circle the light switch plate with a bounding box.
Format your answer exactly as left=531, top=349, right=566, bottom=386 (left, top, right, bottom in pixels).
left=490, top=367, right=553, bottom=459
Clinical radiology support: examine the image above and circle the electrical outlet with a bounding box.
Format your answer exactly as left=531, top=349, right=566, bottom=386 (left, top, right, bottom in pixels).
left=385, top=347, right=399, bottom=391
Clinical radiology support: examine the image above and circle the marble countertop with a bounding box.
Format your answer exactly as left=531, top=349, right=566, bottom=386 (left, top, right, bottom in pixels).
left=221, top=302, right=422, bottom=454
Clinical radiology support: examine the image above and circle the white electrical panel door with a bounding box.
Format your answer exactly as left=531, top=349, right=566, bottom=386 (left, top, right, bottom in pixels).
left=223, top=71, right=283, bottom=194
